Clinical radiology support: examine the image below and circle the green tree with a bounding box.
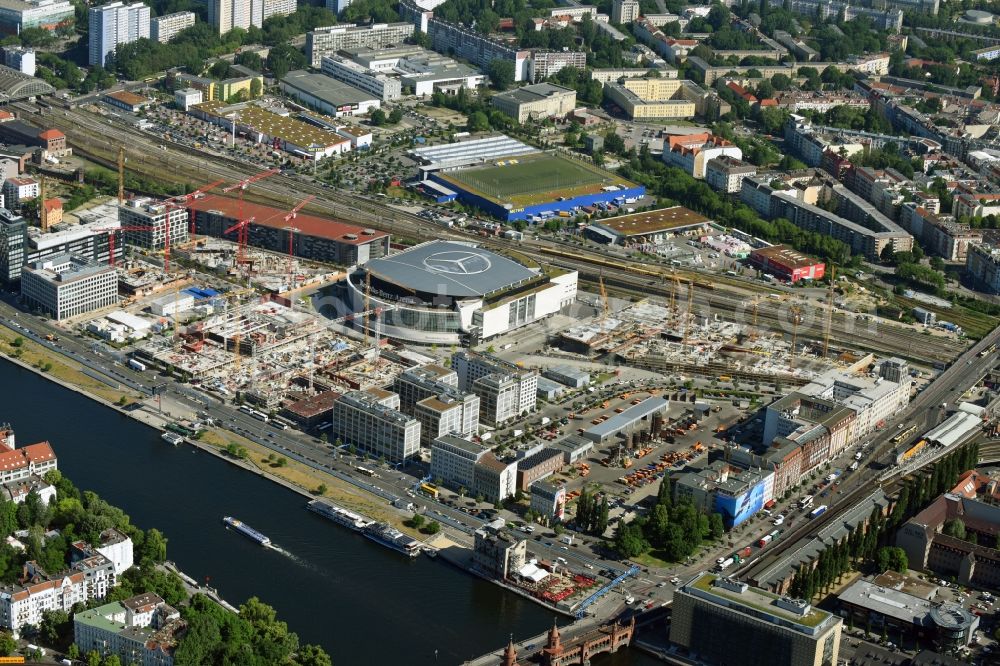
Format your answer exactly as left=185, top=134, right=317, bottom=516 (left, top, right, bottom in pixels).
left=410, top=513, right=425, bottom=528
left=0, top=632, right=14, bottom=656
left=295, top=644, right=333, bottom=666
left=424, top=520, right=441, bottom=535
left=141, top=528, right=168, bottom=564
left=943, top=518, right=966, bottom=539
left=250, top=78, right=263, bottom=98
left=467, top=111, right=490, bottom=132
left=487, top=59, right=515, bottom=90
left=388, top=107, right=403, bottom=124
left=875, top=546, right=908, bottom=573
left=103, top=655, right=122, bottom=666
left=87, top=651, right=102, bottom=666
left=370, top=108, right=387, bottom=126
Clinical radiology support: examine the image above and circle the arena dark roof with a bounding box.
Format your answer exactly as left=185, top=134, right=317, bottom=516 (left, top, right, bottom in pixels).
left=365, top=241, right=538, bottom=298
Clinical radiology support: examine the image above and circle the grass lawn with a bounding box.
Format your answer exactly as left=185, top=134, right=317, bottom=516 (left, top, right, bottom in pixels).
left=440, top=153, right=632, bottom=207
left=633, top=551, right=674, bottom=569
left=0, top=325, right=141, bottom=405
left=194, top=428, right=422, bottom=536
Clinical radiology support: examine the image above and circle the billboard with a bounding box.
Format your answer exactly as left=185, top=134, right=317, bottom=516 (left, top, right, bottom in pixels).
left=715, top=481, right=766, bottom=528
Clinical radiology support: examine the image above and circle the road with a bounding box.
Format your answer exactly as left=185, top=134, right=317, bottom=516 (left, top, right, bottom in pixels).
left=20, top=104, right=967, bottom=365
left=739, top=323, right=1000, bottom=583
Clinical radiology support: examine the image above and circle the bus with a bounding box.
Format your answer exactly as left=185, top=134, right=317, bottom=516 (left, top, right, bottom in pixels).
left=316, top=422, right=332, bottom=432
left=420, top=482, right=440, bottom=499
left=798, top=495, right=814, bottom=509
left=809, top=505, right=828, bottom=519
left=271, top=417, right=293, bottom=431
left=239, top=405, right=254, bottom=416
left=249, top=409, right=269, bottom=423
left=356, top=466, right=378, bottom=478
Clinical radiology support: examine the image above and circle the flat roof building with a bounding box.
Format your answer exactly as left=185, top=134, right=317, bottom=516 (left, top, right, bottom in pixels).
left=586, top=206, right=711, bottom=246
left=582, top=396, right=669, bottom=444
left=189, top=194, right=389, bottom=267
left=0, top=0, right=74, bottom=36
left=491, top=83, right=576, bottom=123
left=605, top=78, right=708, bottom=120
left=150, top=10, right=194, bottom=43
left=749, top=245, right=826, bottom=283
left=330, top=389, right=420, bottom=462
left=306, top=22, right=415, bottom=67
left=21, top=253, right=118, bottom=321
left=279, top=70, right=380, bottom=118
left=74, top=593, right=184, bottom=666
left=119, top=197, right=188, bottom=251
left=430, top=434, right=489, bottom=490
left=515, top=446, right=564, bottom=491
left=671, top=573, right=842, bottom=666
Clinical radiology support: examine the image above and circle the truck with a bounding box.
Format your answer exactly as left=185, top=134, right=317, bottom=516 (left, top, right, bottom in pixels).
left=716, top=557, right=734, bottom=571
left=759, top=533, right=774, bottom=548
left=128, top=359, right=147, bottom=372
left=809, top=505, right=828, bottom=519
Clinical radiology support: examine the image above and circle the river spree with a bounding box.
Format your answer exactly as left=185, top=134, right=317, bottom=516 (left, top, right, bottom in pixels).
left=0, top=359, right=660, bottom=665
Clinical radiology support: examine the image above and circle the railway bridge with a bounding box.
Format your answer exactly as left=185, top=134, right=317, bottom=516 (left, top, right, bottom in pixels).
left=494, top=618, right=635, bottom=666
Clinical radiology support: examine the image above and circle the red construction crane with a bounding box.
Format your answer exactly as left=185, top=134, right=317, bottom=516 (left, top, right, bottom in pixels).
left=94, top=225, right=155, bottom=267
left=283, top=195, right=315, bottom=291
left=222, top=169, right=279, bottom=221
left=223, top=216, right=256, bottom=274
left=163, top=179, right=226, bottom=237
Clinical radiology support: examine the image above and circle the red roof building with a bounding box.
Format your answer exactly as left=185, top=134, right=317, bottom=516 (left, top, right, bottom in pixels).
left=188, top=195, right=390, bottom=267
left=0, top=441, right=57, bottom=483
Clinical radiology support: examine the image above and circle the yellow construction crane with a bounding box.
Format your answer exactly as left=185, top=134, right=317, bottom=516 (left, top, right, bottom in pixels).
left=823, top=265, right=836, bottom=358
left=598, top=274, right=610, bottom=323
left=682, top=282, right=694, bottom=347
left=789, top=304, right=802, bottom=369
left=117, top=147, right=125, bottom=204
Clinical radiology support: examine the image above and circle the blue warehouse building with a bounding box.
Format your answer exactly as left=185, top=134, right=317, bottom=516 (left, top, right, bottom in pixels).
left=676, top=460, right=775, bottom=528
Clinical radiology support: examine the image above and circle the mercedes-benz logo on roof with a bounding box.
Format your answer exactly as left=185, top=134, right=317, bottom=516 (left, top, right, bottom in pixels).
left=423, top=251, right=492, bottom=275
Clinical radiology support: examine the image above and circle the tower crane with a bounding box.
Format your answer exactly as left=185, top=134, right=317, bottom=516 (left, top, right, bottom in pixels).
left=283, top=195, right=315, bottom=292
left=93, top=225, right=156, bottom=267
left=222, top=169, right=279, bottom=221
left=223, top=216, right=256, bottom=277
left=163, top=178, right=226, bottom=238
left=823, top=265, right=835, bottom=358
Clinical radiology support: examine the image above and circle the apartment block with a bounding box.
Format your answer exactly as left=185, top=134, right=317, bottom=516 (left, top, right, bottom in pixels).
left=1, top=46, right=33, bottom=75
left=74, top=593, right=184, bottom=666
left=331, top=389, right=420, bottom=462
left=21, top=254, right=118, bottom=321
left=452, top=351, right=537, bottom=418
left=306, top=22, right=415, bottom=67
left=967, top=243, right=1000, bottom=293
left=207, top=0, right=261, bottom=34
left=88, top=1, right=150, bottom=67
left=604, top=77, right=708, bottom=120
left=530, top=50, right=586, bottom=83
left=399, top=1, right=530, bottom=81
left=705, top=156, right=757, bottom=193
left=150, top=10, right=194, bottom=43
left=118, top=197, right=189, bottom=250
left=611, top=0, right=639, bottom=23
left=2, top=176, right=36, bottom=208
left=0, top=207, right=24, bottom=284
left=262, top=0, right=295, bottom=20
left=663, top=133, right=742, bottom=179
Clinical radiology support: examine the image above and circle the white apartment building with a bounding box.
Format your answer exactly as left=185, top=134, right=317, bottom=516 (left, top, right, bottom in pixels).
left=0, top=572, right=87, bottom=637
left=2, top=176, right=37, bottom=209
left=331, top=390, right=421, bottom=461
left=452, top=351, right=538, bottom=419
left=306, top=22, right=415, bottom=67
left=705, top=156, right=757, bottom=194
left=414, top=393, right=480, bottom=446
left=320, top=55, right=403, bottom=101
left=262, top=0, right=295, bottom=20
left=967, top=243, right=1000, bottom=293
left=796, top=363, right=910, bottom=440
left=473, top=374, right=521, bottom=426
left=118, top=197, right=189, bottom=250
left=94, top=528, right=134, bottom=576
left=663, top=133, right=743, bottom=179
left=473, top=452, right=518, bottom=503
left=1, top=46, right=34, bottom=76
left=207, top=0, right=262, bottom=34
left=174, top=87, right=203, bottom=111
left=74, top=593, right=182, bottom=666
left=611, top=0, right=639, bottom=23
left=88, top=2, right=150, bottom=67
left=21, top=254, right=118, bottom=321
left=430, top=434, right=489, bottom=490
left=150, top=10, right=194, bottom=43
left=0, top=440, right=56, bottom=485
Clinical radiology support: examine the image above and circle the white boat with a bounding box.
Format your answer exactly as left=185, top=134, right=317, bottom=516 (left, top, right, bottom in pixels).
left=161, top=432, right=184, bottom=446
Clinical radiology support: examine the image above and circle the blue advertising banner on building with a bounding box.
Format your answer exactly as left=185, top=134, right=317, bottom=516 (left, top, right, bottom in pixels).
left=715, top=481, right=766, bottom=528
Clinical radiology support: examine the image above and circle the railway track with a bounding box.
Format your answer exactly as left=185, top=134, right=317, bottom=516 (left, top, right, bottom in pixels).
left=26, top=106, right=971, bottom=365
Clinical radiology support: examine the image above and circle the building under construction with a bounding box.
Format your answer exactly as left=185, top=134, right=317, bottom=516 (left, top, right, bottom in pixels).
left=188, top=196, right=389, bottom=268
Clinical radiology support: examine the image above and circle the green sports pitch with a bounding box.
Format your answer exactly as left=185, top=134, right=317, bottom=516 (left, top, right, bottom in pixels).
left=439, top=153, right=629, bottom=206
